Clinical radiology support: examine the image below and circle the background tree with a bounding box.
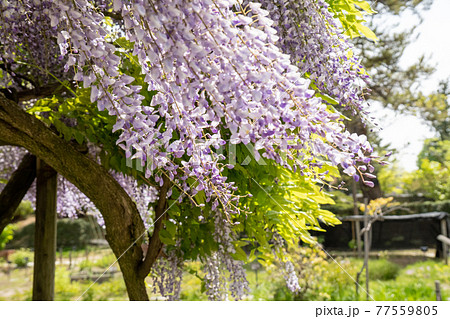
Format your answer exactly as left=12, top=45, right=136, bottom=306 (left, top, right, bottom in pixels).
left=402, top=138, right=450, bottom=200
left=414, top=80, right=450, bottom=141
left=331, top=0, right=439, bottom=202
left=358, top=0, right=434, bottom=110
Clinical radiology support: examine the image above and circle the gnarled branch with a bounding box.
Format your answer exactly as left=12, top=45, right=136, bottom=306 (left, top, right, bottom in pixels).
left=0, top=93, right=158, bottom=300
left=139, top=174, right=171, bottom=278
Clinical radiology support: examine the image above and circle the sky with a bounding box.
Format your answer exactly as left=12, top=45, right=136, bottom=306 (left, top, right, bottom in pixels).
left=370, top=0, right=450, bottom=171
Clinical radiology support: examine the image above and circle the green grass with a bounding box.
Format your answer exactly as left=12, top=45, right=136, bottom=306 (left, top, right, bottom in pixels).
left=1, top=255, right=448, bottom=301
left=369, top=260, right=450, bottom=301
left=0, top=266, right=129, bottom=301
left=293, top=259, right=449, bottom=301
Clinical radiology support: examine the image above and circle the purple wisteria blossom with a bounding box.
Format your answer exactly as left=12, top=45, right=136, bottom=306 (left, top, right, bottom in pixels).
left=0, top=0, right=379, bottom=300
left=202, top=210, right=249, bottom=300
left=40, top=0, right=374, bottom=217
left=150, top=242, right=184, bottom=300
left=259, top=0, right=369, bottom=112
left=0, top=0, right=69, bottom=87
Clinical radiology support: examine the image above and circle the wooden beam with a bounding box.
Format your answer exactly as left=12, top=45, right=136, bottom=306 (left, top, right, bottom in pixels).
left=352, top=180, right=362, bottom=258
left=32, top=159, right=57, bottom=301
left=0, top=153, right=36, bottom=234
left=437, top=234, right=450, bottom=246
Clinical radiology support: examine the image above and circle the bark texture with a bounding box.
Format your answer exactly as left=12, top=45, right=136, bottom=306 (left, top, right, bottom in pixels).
left=138, top=175, right=169, bottom=278
left=0, top=93, right=159, bottom=300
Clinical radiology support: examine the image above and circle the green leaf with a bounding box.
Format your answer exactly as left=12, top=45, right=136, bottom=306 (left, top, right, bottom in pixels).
left=74, top=131, right=84, bottom=145
left=159, top=229, right=176, bottom=245
left=316, top=92, right=339, bottom=105
left=356, top=24, right=378, bottom=41
left=194, top=190, right=206, bottom=205
left=114, top=37, right=134, bottom=50
left=354, top=1, right=376, bottom=14
left=327, top=104, right=351, bottom=120
left=164, top=220, right=177, bottom=237
left=231, top=246, right=247, bottom=262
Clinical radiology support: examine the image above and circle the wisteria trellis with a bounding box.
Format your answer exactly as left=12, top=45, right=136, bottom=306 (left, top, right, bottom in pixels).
left=0, top=0, right=378, bottom=299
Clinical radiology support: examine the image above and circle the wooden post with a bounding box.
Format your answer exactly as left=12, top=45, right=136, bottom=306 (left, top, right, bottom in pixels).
left=441, top=219, right=448, bottom=265
left=7, top=260, right=11, bottom=280
left=85, top=246, right=89, bottom=262
left=352, top=181, right=362, bottom=258
left=59, top=247, right=63, bottom=265
left=363, top=198, right=370, bottom=300
left=435, top=280, right=441, bottom=301
left=32, top=159, right=57, bottom=301
left=0, top=153, right=36, bottom=234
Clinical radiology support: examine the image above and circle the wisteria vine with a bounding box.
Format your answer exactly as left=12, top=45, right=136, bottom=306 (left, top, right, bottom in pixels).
left=45, top=0, right=374, bottom=210
left=0, top=0, right=379, bottom=300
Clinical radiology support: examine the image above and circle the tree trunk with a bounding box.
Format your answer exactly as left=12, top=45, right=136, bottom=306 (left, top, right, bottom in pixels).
left=360, top=178, right=383, bottom=200
left=32, top=159, right=57, bottom=301
left=120, top=262, right=150, bottom=301
left=0, top=152, right=36, bottom=234
left=347, top=116, right=383, bottom=200
left=0, top=93, right=158, bottom=300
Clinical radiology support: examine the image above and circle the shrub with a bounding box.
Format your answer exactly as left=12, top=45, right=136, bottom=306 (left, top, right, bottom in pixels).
left=14, top=201, right=34, bottom=220
left=93, top=253, right=117, bottom=269
left=270, top=245, right=361, bottom=300
left=81, top=277, right=127, bottom=301
left=8, top=217, right=100, bottom=249
left=10, top=248, right=33, bottom=268
left=78, top=259, right=92, bottom=272
left=323, top=199, right=450, bottom=216
left=54, top=267, right=82, bottom=300
left=56, top=218, right=98, bottom=249
left=368, top=259, right=400, bottom=281
left=0, top=224, right=16, bottom=250
left=403, top=200, right=450, bottom=214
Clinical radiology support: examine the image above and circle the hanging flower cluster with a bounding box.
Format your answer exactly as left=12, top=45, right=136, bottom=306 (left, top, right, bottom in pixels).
left=203, top=252, right=225, bottom=300
left=0, top=146, right=28, bottom=185
left=272, top=232, right=301, bottom=293
left=259, top=0, right=369, bottom=112
left=202, top=210, right=249, bottom=300
left=0, top=0, right=378, bottom=300
left=0, top=0, right=69, bottom=87
left=150, top=245, right=184, bottom=300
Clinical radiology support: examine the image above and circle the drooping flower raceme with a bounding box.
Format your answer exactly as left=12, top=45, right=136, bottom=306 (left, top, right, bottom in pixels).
left=272, top=232, right=301, bottom=292
left=259, top=0, right=369, bottom=112
left=0, top=146, right=39, bottom=212
left=150, top=244, right=184, bottom=300
left=203, top=209, right=249, bottom=300
left=0, top=0, right=69, bottom=87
